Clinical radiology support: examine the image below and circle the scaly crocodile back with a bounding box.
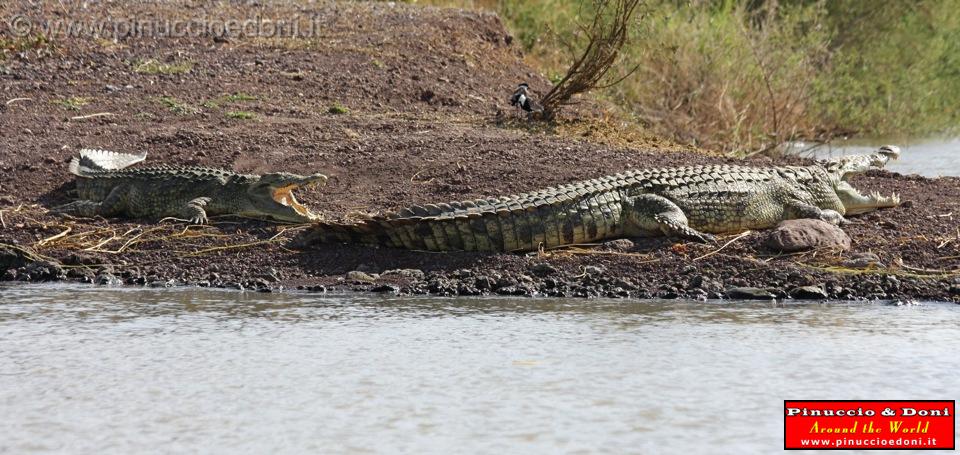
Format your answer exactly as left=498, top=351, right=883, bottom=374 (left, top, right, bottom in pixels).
left=69, top=149, right=147, bottom=176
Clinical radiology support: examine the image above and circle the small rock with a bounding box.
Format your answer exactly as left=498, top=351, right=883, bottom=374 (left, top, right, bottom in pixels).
left=612, top=278, right=637, bottom=290
left=530, top=263, right=557, bottom=277
left=346, top=271, right=378, bottom=283
left=584, top=265, right=605, bottom=276
left=601, top=239, right=634, bottom=251
left=687, top=275, right=705, bottom=290
left=453, top=269, right=473, bottom=278
left=879, top=220, right=900, bottom=229
left=61, top=252, right=99, bottom=266
left=789, top=285, right=828, bottom=300
left=250, top=278, right=271, bottom=289
left=305, top=285, right=327, bottom=293
left=105, top=84, right=121, bottom=92
left=95, top=272, right=122, bottom=286
left=25, top=260, right=64, bottom=281
left=948, top=285, right=960, bottom=296
left=474, top=276, right=494, bottom=290
left=371, top=284, right=400, bottom=293
left=381, top=268, right=425, bottom=280
left=842, top=252, right=885, bottom=269
left=0, top=245, right=26, bottom=269
left=66, top=268, right=95, bottom=283
left=764, top=219, right=851, bottom=252
left=259, top=267, right=281, bottom=282
left=725, top=287, right=776, bottom=300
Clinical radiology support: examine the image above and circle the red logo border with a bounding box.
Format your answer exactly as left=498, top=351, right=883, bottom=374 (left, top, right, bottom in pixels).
left=784, top=399, right=956, bottom=451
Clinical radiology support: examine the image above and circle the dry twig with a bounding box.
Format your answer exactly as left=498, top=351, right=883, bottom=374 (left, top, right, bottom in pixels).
left=70, top=113, right=116, bottom=120
left=540, top=0, right=643, bottom=119
left=693, top=230, right=752, bottom=261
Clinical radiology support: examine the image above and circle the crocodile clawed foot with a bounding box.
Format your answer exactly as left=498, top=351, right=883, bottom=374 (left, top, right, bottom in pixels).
left=190, top=213, right=208, bottom=225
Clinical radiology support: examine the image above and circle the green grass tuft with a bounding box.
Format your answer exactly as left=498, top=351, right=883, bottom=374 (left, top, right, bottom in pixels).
left=53, top=97, right=91, bottom=111
left=0, top=34, right=55, bottom=61
left=328, top=103, right=350, bottom=115
left=156, top=96, right=198, bottom=115
left=134, top=59, right=194, bottom=75
left=226, top=111, right=257, bottom=120
left=223, top=92, right=257, bottom=102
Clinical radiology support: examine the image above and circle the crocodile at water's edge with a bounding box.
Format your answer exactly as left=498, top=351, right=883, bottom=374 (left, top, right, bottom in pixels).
left=53, top=149, right=327, bottom=223
left=303, top=147, right=902, bottom=252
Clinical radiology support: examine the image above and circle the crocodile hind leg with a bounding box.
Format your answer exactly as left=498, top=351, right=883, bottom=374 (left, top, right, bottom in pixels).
left=51, top=185, right=128, bottom=218
left=623, top=194, right=716, bottom=243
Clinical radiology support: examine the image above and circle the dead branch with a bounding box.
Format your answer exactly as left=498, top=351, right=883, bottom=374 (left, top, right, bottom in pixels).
left=540, top=0, right=644, bottom=119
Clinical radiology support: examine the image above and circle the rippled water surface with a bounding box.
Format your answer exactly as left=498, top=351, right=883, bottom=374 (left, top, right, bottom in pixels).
left=2, top=285, right=959, bottom=454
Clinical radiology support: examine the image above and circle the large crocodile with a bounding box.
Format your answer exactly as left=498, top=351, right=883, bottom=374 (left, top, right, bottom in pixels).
left=303, top=146, right=902, bottom=252
left=53, top=149, right=327, bottom=223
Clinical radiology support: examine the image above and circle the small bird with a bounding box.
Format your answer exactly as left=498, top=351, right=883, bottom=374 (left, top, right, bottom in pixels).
left=509, top=83, right=543, bottom=118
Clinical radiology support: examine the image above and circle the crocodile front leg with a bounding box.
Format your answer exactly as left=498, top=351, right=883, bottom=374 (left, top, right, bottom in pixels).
left=182, top=197, right=212, bottom=224
left=623, top=194, right=716, bottom=243
left=785, top=200, right=847, bottom=225
left=51, top=185, right=129, bottom=218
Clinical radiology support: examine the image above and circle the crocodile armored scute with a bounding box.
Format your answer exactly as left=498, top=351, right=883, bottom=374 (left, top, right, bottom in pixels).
left=52, top=149, right=327, bottom=223
left=303, top=147, right=902, bottom=252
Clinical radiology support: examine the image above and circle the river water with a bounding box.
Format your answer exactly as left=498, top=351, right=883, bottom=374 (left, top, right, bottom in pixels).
left=789, top=137, right=960, bottom=177
left=2, top=285, right=958, bottom=453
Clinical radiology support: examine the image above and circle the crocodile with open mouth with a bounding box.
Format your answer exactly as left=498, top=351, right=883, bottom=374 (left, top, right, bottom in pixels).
left=52, top=149, right=326, bottom=223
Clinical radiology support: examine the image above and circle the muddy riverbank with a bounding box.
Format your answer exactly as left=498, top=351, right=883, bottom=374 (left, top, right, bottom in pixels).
left=1, top=1, right=958, bottom=301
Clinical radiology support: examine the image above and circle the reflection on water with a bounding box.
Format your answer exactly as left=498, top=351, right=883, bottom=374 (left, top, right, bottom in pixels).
left=2, top=285, right=959, bottom=453
left=788, top=137, right=960, bottom=177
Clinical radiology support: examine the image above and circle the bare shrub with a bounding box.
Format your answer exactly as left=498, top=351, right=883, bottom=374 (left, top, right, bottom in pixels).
left=539, top=0, right=643, bottom=120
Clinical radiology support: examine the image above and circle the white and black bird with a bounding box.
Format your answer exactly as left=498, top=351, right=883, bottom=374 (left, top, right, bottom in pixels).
left=509, top=83, right=543, bottom=118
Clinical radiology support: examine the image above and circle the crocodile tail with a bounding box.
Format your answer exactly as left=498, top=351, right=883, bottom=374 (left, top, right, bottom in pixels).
left=304, top=218, right=406, bottom=249
left=302, top=190, right=625, bottom=253
left=69, top=149, right=148, bottom=176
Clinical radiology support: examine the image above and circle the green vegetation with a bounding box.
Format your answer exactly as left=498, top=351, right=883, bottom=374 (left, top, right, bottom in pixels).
left=328, top=103, right=350, bottom=115
left=434, top=0, right=960, bottom=154
left=134, top=59, right=194, bottom=75
left=0, top=34, right=55, bottom=61
left=156, top=96, right=199, bottom=115
left=226, top=111, right=257, bottom=120
left=53, top=97, right=91, bottom=111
